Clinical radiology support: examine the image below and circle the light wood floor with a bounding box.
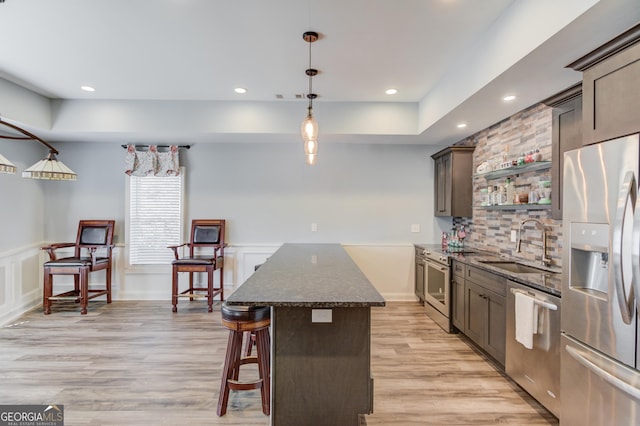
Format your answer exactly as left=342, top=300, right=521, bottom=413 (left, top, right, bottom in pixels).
left=0, top=300, right=557, bottom=425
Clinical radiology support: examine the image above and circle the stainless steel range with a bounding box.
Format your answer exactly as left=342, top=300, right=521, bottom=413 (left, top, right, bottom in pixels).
left=416, top=245, right=474, bottom=333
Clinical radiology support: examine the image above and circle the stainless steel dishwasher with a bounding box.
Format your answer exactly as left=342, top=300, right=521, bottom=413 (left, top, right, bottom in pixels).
left=505, top=280, right=561, bottom=418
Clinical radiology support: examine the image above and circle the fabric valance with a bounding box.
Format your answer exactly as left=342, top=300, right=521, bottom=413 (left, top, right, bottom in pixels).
left=124, top=145, right=180, bottom=176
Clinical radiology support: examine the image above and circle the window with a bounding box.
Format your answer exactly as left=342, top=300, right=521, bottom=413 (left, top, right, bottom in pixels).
left=127, top=172, right=184, bottom=265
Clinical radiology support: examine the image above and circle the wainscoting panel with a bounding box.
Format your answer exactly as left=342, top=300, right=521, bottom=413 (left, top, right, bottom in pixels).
left=0, top=244, right=43, bottom=326
left=21, top=254, right=40, bottom=295
left=0, top=265, right=6, bottom=306
left=1, top=242, right=418, bottom=325
left=343, top=243, right=416, bottom=301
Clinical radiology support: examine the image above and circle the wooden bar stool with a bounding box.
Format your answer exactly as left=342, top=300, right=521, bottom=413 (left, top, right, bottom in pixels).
left=217, top=302, right=271, bottom=416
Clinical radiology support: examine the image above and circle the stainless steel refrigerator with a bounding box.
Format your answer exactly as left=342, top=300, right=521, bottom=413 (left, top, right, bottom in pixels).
left=562, top=134, right=640, bottom=425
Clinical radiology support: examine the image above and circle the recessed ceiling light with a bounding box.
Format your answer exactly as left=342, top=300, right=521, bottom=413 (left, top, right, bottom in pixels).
left=81, top=85, right=95, bottom=92
left=234, top=87, right=247, bottom=94
left=503, top=95, right=516, bottom=101
left=385, top=88, right=397, bottom=95
left=457, top=123, right=467, bottom=129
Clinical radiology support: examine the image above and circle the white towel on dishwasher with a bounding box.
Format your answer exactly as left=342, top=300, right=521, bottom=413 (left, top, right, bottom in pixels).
left=515, top=292, right=538, bottom=349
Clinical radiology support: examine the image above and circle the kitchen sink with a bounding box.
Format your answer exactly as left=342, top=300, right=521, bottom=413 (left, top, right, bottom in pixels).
left=478, top=260, right=555, bottom=274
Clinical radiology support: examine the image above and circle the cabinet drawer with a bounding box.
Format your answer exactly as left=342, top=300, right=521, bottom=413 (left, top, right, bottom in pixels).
left=466, top=265, right=506, bottom=296
left=452, top=260, right=466, bottom=278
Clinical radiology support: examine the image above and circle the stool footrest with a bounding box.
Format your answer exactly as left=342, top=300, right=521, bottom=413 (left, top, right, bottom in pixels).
left=239, top=356, right=258, bottom=365
left=228, top=378, right=263, bottom=391
left=177, top=293, right=207, bottom=299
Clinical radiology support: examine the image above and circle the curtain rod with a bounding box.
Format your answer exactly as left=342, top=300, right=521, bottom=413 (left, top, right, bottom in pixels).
left=121, top=144, right=191, bottom=150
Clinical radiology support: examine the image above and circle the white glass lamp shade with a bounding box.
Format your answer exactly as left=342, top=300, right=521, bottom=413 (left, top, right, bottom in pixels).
left=303, top=139, right=318, bottom=155
left=301, top=111, right=319, bottom=143
left=0, top=152, right=16, bottom=174
left=306, top=153, right=317, bottom=165
left=22, top=151, right=77, bottom=180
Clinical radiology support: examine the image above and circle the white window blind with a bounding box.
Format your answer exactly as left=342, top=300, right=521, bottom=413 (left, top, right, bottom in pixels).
left=128, top=174, right=183, bottom=265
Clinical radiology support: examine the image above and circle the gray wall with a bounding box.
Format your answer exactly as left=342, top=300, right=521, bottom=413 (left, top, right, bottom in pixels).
left=0, top=140, right=46, bottom=252
left=37, top=140, right=444, bottom=246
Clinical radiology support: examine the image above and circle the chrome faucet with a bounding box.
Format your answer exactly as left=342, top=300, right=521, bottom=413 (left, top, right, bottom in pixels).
left=516, top=218, right=551, bottom=267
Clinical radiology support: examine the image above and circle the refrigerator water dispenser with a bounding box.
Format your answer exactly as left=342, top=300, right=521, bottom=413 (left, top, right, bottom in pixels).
left=570, top=223, right=610, bottom=297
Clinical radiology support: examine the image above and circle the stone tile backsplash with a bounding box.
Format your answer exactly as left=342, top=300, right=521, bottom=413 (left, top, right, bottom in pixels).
left=452, top=103, right=563, bottom=268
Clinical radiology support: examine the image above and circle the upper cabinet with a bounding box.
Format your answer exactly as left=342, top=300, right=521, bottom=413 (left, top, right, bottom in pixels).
left=567, top=23, right=640, bottom=145
left=544, top=84, right=583, bottom=220
left=432, top=146, right=475, bottom=217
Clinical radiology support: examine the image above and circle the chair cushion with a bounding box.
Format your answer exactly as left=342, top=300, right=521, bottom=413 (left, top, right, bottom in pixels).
left=45, top=256, right=110, bottom=267
left=221, top=303, right=270, bottom=322
left=172, top=256, right=215, bottom=265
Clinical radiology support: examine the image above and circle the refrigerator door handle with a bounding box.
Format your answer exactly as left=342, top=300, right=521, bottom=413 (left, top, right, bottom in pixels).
left=566, top=344, right=640, bottom=401
left=633, top=186, right=640, bottom=309
left=612, top=171, right=636, bottom=325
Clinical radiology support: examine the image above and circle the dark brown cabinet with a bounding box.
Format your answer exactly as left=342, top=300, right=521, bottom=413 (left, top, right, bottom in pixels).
left=431, top=146, right=475, bottom=217
left=463, top=265, right=506, bottom=367
left=544, top=84, right=583, bottom=220
left=568, top=23, right=640, bottom=146
left=451, top=260, right=466, bottom=331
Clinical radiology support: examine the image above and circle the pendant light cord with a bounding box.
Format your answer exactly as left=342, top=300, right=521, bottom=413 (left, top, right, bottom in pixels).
left=308, top=38, right=313, bottom=111
left=307, top=41, right=313, bottom=112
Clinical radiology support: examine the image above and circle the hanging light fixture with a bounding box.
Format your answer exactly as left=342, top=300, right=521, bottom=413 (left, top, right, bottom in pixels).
left=0, top=117, right=77, bottom=180
left=0, top=152, right=16, bottom=174
left=301, top=31, right=319, bottom=165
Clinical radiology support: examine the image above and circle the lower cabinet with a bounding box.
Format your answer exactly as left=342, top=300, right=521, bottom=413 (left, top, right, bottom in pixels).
left=451, top=261, right=466, bottom=331
left=463, top=266, right=506, bottom=367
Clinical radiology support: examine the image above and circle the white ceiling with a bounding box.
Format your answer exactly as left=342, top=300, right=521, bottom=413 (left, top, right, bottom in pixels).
left=0, top=0, right=639, bottom=147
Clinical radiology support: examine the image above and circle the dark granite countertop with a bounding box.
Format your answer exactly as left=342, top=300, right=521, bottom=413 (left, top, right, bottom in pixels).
left=226, top=243, right=386, bottom=308
left=415, top=243, right=562, bottom=297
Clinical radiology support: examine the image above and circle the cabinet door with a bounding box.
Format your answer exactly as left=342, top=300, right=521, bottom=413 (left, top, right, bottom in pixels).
left=551, top=94, right=582, bottom=220
left=434, top=154, right=452, bottom=216
left=451, top=274, right=465, bottom=331
left=581, top=40, right=640, bottom=145
left=415, top=261, right=425, bottom=301
left=432, top=146, right=474, bottom=217
left=485, top=290, right=506, bottom=366
left=464, top=281, right=486, bottom=347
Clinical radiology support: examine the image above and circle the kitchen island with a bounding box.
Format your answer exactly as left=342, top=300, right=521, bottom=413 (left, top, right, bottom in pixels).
left=226, top=243, right=385, bottom=426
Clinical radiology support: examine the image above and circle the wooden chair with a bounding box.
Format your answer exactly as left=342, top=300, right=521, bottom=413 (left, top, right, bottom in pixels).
left=168, top=219, right=226, bottom=312
left=42, top=220, right=115, bottom=315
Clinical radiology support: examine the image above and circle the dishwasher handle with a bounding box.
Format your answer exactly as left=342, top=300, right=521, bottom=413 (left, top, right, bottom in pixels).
left=510, top=288, right=557, bottom=311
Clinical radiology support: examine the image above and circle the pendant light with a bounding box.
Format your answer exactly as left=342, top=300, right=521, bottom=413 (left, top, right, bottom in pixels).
left=0, top=117, right=77, bottom=180
left=0, top=152, right=16, bottom=174
left=301, top=31, right=319, bottom=165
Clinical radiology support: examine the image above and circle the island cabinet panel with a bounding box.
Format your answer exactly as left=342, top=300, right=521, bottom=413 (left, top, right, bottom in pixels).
left=568, top=23, right=640, bottom=146
left=272, top=306, right=372, bottom=426
left=432, top=146, right=475, bottom=217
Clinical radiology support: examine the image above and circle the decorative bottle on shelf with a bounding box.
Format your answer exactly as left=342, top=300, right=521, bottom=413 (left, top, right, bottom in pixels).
left=505, top=177, right=515, bottom=205
left=499, top=185, right=508, bottom=205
